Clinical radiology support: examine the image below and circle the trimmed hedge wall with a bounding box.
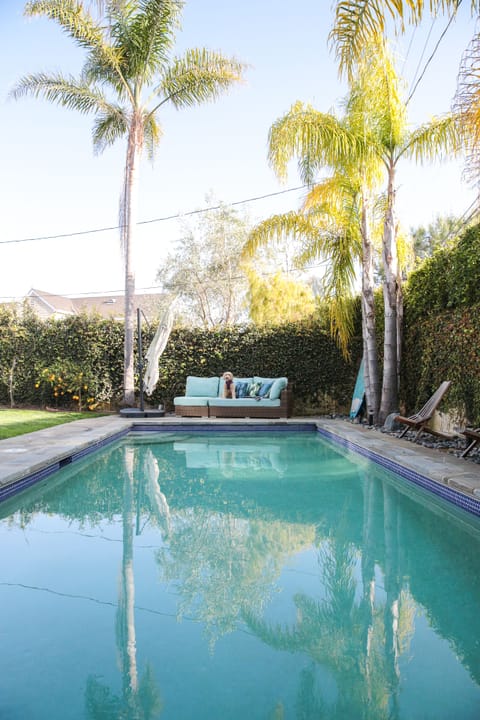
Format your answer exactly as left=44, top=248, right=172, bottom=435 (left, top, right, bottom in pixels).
left=0, top=310, right=361, bottom=415
left=401, top=223, right=480, bottom=424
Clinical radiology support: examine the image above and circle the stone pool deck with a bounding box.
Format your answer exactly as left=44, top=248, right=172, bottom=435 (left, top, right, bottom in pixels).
left=1, top=414, right=480, bottom=501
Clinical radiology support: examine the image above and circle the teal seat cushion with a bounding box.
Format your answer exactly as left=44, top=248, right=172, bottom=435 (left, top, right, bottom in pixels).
left=254, top=376, right=287, bottom=400
left=209, top=398, right=281, bottom=407
left=174, top=396, right=209, bottom=407
left=185, top=376, right=220, bottom=397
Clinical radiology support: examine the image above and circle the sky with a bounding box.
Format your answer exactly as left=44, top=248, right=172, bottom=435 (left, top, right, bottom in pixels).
left=0, top=0, right=477, bottom=301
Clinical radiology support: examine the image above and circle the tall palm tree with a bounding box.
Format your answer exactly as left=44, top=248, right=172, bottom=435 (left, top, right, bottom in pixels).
left=348, top=38, right=462, bottom=421
left=248, top=38, right=462, bottom=422
left=11, top=0, right=245, bottom=405
left=244, top=98, right=384, bottom=419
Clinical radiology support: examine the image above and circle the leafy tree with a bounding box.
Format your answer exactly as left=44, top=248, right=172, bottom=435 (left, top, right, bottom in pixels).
left=410, top=214, right=460, bottom=261
left=12, top=0, right=245, bottom=405
left=246, top=268, right=317, bottom=326
left=156, top=199, right=251, bottom=328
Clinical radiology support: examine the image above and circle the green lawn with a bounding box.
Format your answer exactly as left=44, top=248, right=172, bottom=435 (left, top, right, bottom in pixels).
left=0, top=408, right=106, bottom=439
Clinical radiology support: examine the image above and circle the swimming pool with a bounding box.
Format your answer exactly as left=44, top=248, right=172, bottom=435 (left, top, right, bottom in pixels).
left=1, top=429, right=480, bottom=719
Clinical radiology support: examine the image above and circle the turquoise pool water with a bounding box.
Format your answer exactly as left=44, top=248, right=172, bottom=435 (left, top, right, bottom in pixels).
left=1, top=430, right=480, bottom=719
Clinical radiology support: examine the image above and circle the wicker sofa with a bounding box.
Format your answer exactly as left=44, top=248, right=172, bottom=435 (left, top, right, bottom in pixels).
left=174, top=375, right=293, bottom=418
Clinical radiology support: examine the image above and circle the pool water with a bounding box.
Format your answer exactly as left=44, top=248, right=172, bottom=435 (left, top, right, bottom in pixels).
left=1, top=430, right=480, bottom=719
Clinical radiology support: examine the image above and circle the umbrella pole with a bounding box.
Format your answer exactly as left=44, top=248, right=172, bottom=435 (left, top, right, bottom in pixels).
left=137, top=307, right=145, bottom=412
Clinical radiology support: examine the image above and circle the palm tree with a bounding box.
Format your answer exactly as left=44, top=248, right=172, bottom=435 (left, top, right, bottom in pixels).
left=11, top=0, right=245, bottom=405
left=349, top=38, right=462, bottom=421
left=243, top=97, right=384, bottom=419
left=247, top=38, right=462, bottom=422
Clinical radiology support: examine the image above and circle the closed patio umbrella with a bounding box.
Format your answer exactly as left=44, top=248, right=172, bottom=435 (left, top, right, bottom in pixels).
left=143, top=306, right=174, bottom=396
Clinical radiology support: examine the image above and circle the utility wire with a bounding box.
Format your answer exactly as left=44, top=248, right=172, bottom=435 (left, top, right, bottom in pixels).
left=0, top=185, right=308, bottom=246
left=406, top=9, right=460, bottom=106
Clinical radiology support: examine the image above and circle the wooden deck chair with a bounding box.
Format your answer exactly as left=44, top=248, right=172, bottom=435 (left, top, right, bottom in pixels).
left=394, top=381, right=452, bottom=443
left=461, top=428, right=480, bottom=458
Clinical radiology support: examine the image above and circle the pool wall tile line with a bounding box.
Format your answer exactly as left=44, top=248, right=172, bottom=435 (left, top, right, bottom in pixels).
left=0, top=427, right=130, bottom=503
left=130, top=422, right=318, bottom=433
left=0, top=463, right=60, bottom=502
left=317, top=427, right=480, bottom=517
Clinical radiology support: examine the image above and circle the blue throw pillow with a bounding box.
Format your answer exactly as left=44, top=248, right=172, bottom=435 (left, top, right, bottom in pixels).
left=235, top=381, right=249, bottom=398
left=258, top=381, right=273, bottom=398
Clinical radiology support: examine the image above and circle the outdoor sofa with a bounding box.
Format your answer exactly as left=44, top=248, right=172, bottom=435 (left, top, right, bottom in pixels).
left=174, top=375, right=293, bottom=418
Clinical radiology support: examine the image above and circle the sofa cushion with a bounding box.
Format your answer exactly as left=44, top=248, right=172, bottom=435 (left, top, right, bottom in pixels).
left=247, top=381, right=262, bottom=397
left=254, top=376, right=287, bottom=400
left=185, top=376, right=219, bottom=397
left=258, top=381, right=273, bottom=398
left=209, top=398, right=281, bottom=408
left=235, top=381, right=250, bottom=398
left=174, top=396, right=209, bottom=407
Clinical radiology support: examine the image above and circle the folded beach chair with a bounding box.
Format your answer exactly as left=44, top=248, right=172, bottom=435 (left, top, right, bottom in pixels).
left=394, top=381, right=452, bottom=443
left=461, top=428, right=480, bottom=458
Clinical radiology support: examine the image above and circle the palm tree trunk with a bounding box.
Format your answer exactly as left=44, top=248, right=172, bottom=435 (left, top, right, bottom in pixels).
left=122, top=118, right=142, bottom=406
left=360, top=192, right=380, bottom=422
left=379, top=160, right=399, bottom=424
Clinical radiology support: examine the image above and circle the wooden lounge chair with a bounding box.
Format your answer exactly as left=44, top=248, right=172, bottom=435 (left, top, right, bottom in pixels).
left=461, top=428, right=480, bottom=458
left=394, top=381, right=452, bottom=443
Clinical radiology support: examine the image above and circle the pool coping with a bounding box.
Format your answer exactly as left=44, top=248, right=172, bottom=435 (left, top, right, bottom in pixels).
left=1, top=414, right=480, bottom=512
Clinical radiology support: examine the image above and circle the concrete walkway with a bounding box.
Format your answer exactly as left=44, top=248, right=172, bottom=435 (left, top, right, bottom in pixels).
left=1, top=414, right=480, bottom=500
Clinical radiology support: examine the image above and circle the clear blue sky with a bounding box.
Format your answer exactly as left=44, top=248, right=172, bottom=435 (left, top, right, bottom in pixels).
left=0, top=0, right=476, bottom=300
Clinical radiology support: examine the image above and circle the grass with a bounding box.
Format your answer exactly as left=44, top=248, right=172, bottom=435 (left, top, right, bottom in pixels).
left=0, top=408, right=106, bottom=439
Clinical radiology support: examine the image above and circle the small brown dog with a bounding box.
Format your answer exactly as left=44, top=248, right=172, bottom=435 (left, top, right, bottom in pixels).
left=222, top=371, right=236, bottom=399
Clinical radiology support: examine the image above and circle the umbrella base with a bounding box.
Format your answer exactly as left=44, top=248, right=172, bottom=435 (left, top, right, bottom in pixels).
left=119, top=408, right=165, bottom=418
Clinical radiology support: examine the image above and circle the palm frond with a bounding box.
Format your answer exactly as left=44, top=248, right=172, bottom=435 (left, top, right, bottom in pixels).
left=330, top=1, right=426, bottom=80
left=92, top=106, right=128, bottom=153
left=242, top=211, right=320, bottom=259
left=400, top=113, right=462, bottom=163
left=119, top=0, right=183, bottom=81
left=156, top=49, right=246, bottom=111
left=25, top=0, right=121, bottom=70
left=268, top=101, right=363, bottom=183
left=143, top=114, right=163, bottom=161
left=10, top=72, right=110, bottom=115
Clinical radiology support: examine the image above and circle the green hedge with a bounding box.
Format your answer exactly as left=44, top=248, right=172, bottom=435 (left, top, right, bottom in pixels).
left=401, top=222, right=480, bottom=423
left=0, top=309, right=361, bottom=415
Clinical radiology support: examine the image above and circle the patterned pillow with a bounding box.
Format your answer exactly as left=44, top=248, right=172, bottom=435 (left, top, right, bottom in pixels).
left=235, top=381, right=249, bottom=398
left=247, top=381, right=262, bottom=397
left=258, top=381, right=273, bottom=398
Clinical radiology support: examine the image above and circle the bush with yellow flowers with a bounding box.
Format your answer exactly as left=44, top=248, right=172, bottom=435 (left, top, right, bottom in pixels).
left=36, top=360, right=99, bottom=411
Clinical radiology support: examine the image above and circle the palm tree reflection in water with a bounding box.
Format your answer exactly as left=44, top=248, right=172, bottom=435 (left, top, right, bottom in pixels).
left=85, top=447, right=164, bottom=720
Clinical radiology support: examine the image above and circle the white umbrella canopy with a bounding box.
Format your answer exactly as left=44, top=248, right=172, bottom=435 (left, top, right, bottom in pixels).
left=143, top=306, right=175, bottom=396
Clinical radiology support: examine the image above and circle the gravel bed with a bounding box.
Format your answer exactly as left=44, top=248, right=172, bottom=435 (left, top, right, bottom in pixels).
left=332, top=415, right=480, bottom=465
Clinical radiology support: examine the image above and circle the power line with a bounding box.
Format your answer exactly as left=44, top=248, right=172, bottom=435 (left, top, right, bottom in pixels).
left=406, top=10, right=460, bottom=106
left=0, top=185, right=308, bottom=246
